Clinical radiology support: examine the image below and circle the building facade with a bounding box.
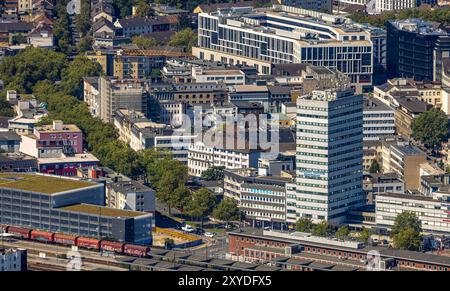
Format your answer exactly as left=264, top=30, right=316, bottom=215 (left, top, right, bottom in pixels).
left=387, top=19, right=448, bottom=81
left=295, top=88, right=364, bottom=224
left=0, top=173, right=152, bottom=244
left=194, top=5, right=373, bottom=90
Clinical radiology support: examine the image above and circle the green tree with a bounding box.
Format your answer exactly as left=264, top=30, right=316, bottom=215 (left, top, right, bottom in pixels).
left=0, top=47, right=67, bottom=93
left=294, top=217, right=314, bottom=233
left=201, top=166, right=225, bottom=181
left=53, top=0, right=73, bottom=55
left=186, top=188, right=216, bottom=230
left=391, top=211, right=422, bottom=251
left=358, top=227, right=372, bottom=243
left=59, top=56, right=101, bottom=98
left=212, top=198, right=240, bottom=227
left=411, top=108, right=448, bottom=149
left=76, top=36, right=93, bottom=54
left=312, top=221, right=332, bottom=237
left=75, top=0, right=91, bottom=36
left=113, top=0, right=133, bottom=18
left=132, top=36, right=161, bottom=49
left=369, top=160, right=381, bottom=174
left=393, top=228, right=422, bottom=251
left=348, top=8, right=450, bottom=29
left=157, top=171, right=181, bottom=215
left=168, top=28, right=197, bottom=51
left=135, top=0, right=154, bottom=17
left=335, top=226, right=350, bottom=240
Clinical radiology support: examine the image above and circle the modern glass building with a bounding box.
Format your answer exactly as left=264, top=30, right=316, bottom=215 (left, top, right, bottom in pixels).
left=387, top=18, right=449, bottom=81
left=194, top=5, right=373, bottom=91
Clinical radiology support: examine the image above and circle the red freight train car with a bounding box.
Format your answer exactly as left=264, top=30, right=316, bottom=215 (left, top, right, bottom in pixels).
left=76, top=237, right=101, bottom=250
left=54, top=233, right=78, bottom=246
left=6, top=226, right=31, bottom=239
left=30, top=230, right=55, bottom=242
left=100, top=241, right=124, bottom=253
left=123, top=244, right=150, bottom=257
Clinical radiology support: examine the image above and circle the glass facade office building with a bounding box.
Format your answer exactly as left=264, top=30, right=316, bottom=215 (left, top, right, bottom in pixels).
left=195, top=6, right=373, bottom=90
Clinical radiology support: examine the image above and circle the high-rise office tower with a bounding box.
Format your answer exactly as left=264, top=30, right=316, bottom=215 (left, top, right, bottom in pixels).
left=295, top=88, right=364, bottom=225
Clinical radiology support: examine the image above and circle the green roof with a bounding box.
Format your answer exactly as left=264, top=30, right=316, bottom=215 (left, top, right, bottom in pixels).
left=59, top=204, right=147, bottom=218
left=0, top=173, right=97, bottom=195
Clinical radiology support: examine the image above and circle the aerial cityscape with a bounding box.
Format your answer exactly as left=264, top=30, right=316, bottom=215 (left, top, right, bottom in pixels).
left=1, top=0, right=450, bottom=277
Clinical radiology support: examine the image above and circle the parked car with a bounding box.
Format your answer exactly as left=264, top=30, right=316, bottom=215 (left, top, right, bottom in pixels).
left=204, top=232, right=215, bottom=238
left=181, top=225, right=195, bottom=233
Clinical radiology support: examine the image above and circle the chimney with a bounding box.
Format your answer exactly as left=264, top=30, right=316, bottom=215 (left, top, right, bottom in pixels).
left=53, top=120, right=63, bottom=131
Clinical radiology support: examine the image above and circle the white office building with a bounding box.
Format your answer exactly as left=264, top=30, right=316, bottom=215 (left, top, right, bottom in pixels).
left=376, top=191, right=450, bottom=234
left=363, top=97, right=395, bottom=141
left=194, top=5, right=373, bottom=91
left=295, top=88, right=365, bottom=224
left=188, top=142, right=263, bottom=177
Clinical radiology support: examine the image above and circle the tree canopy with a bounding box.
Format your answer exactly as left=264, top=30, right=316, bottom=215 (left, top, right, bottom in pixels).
left=132, top=36, right=161, bottom=49
left=168, top=28, right=197, bottom=52
left=369, top=160, right=381, bottom=174
left=312, top=221, right=332, bottom=237
left=411, top=108, right=448, bottom=149
left=348, top=8, right=450, bottom=28
left=212, top=198, right=240, bottom=224
left=294, top=217, right=314, bottom=233
left=391, top=211, right=422, bottom=251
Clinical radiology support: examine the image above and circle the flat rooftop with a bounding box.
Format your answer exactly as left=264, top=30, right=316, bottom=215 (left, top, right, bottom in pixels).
left=0, top=173, right=97, bottom=194
left=36, top=124, right=81, bottom=133
left=59, top=203, right=147, bottom=218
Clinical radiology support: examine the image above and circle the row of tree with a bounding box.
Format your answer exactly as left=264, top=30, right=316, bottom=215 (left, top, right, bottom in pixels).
left=131, top=28, right=198, bottom=52
left=295, top=211, right=423, bottom=251
left=349, top=8, right=450, bottom=28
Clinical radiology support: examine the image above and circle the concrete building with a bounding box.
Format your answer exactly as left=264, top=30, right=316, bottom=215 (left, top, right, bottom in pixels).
left=281, top=0, right=332, bottom=13
left=363, top=97, right=395, bottom=141
left=159, top=101, right=186, bottom=126
left=191, top=67, right=246, bottom=85
left=0, top=248, right=27, bottom=271
left=83, top=77, right=100, bottom=118
left=387, top=19, right=449, bottom=81
left=363, top=173, right=404, bottom=204
left=223, top=168, right=292, bottom=227
left=295, top=88, right=364, bottom=224
left=188, top=142, right=264, bottom=177
left=0, top=131, right=20, bottom=153
left=173, top=83, right=227, bottom=105
left=98, top=77, right=147, bottom=123
left=385, top=144, right=427, bottom=191
left=19, top=121, right=83, bottom=158
left=258, top=154, right=295, bottom=176
left=394, top=97, right=432, bottom=138
left=374, top=78, right=443, bottom=110
left=114, top=15, right=179, bottom=38
left=106, top=178, right=155, bottom=217
left=376, top=191, right=450, bottom=234
left=0, top=173, right=152, bottom=244
left=194, top=5, right=373, bottom=91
